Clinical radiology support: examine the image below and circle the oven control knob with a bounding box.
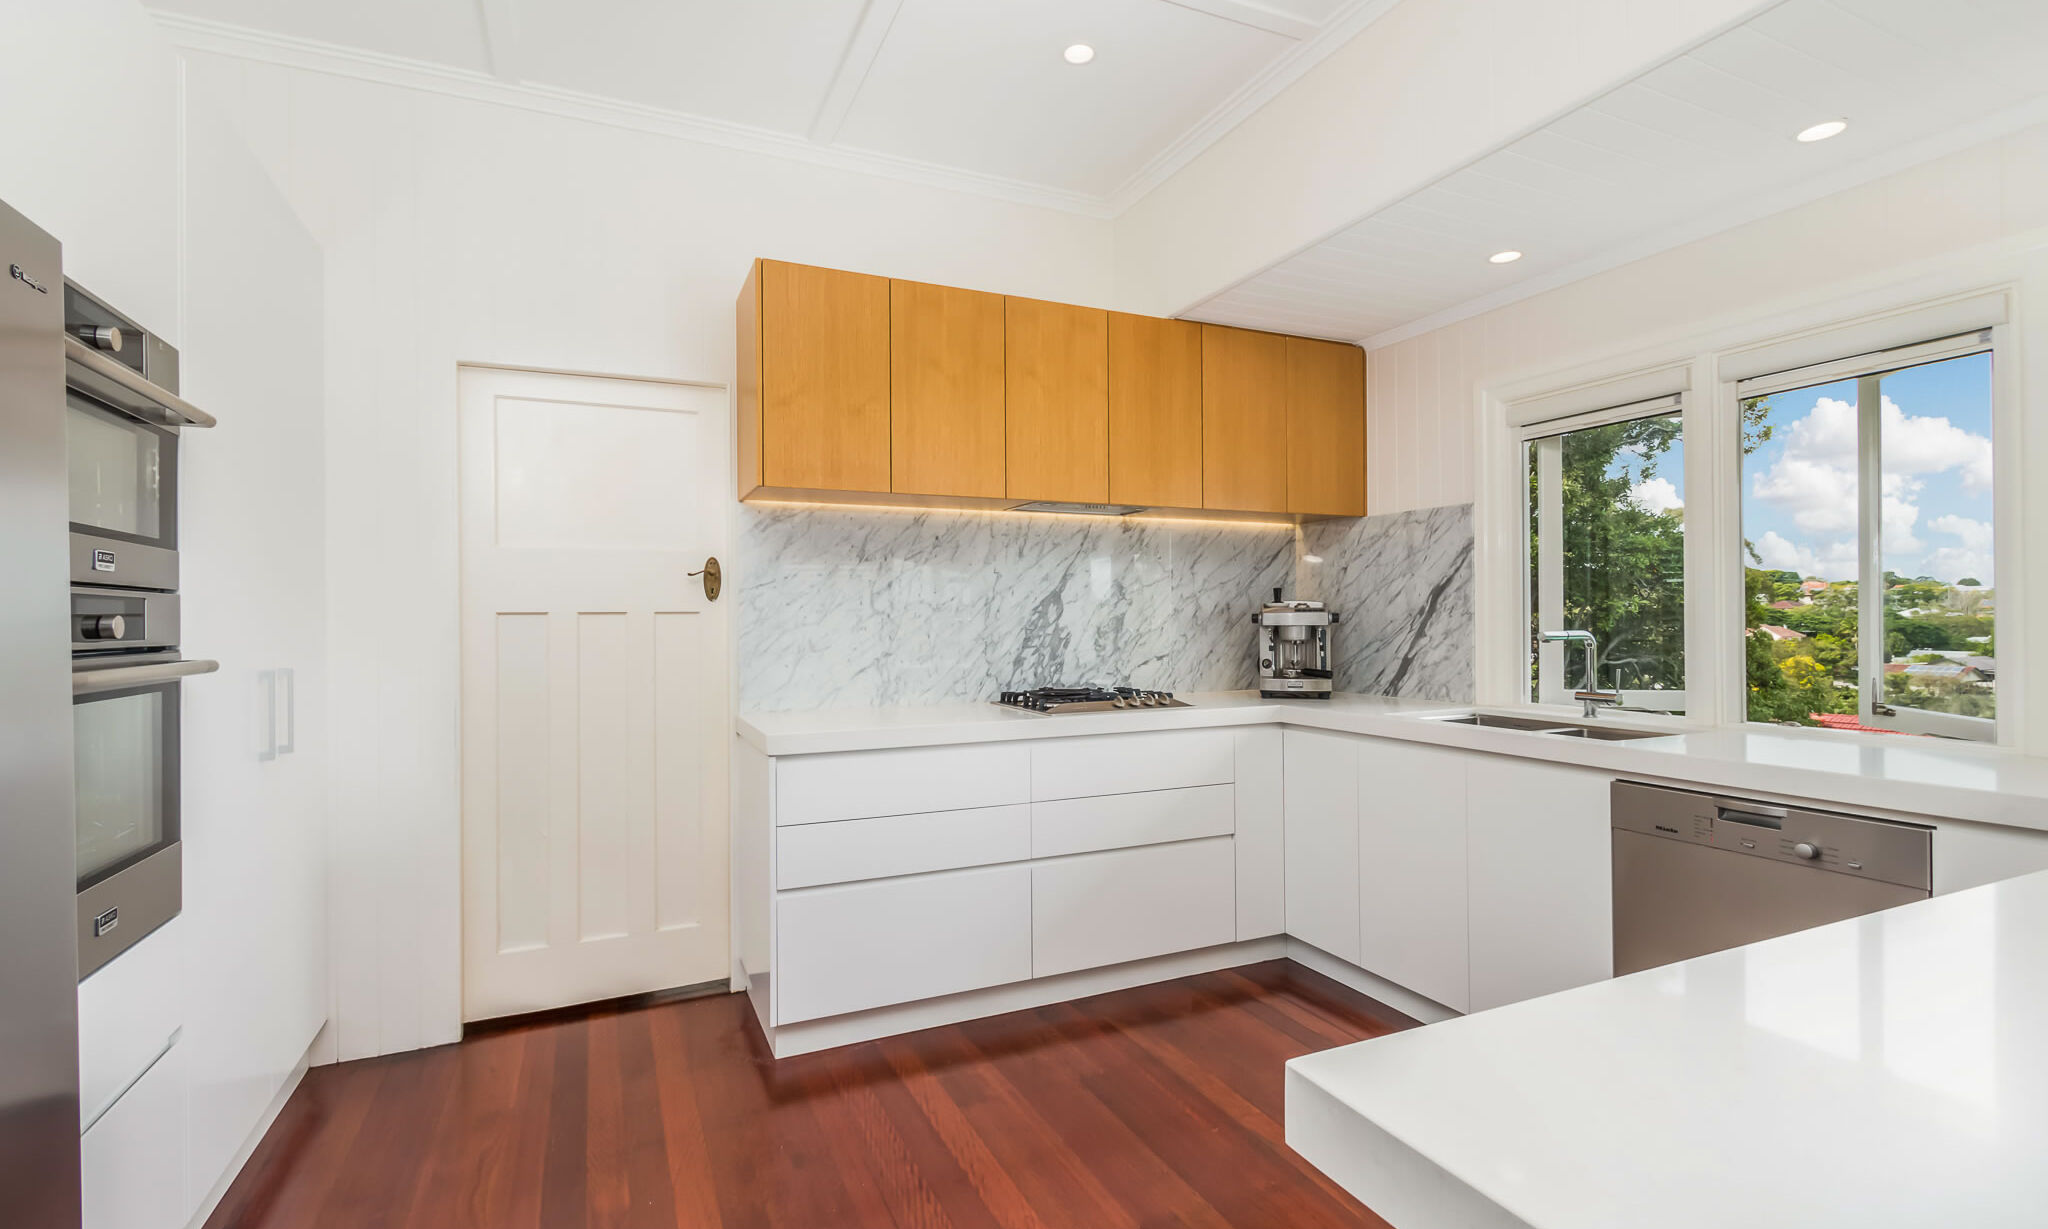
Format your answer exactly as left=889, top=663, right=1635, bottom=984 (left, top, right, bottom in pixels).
left=78, top=325, right=124, bottom=352
left=81, top=613, right=126, bottom=640
left=1792, top=842, right=1821, bottom=861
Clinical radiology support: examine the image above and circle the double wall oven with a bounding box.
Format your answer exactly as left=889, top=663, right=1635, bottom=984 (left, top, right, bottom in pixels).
left=66, top=281, right=217, bottom=978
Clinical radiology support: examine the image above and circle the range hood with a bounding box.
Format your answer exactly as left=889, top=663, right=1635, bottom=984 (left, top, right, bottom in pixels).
left=1008, top=500, right=1146, bottom=516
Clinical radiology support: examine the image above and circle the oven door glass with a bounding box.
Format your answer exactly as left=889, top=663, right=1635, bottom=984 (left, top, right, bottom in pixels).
left=67, top=392, right=176, bottom=549
left=73, top=681, right=179, bottom=888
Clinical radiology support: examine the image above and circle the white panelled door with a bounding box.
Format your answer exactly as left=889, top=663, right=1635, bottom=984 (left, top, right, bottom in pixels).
left=459, top=366, right=730, bottom=1022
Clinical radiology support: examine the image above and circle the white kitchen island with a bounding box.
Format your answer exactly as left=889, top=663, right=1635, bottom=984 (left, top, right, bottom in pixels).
left=1286, top=867, right=2048, bottom=1229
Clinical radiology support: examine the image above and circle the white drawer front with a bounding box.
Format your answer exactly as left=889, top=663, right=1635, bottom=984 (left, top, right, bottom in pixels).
left=1031, top=784, right=1234, bottom=859
left=1031, top=837, right=1236, bottom=978
left=77, top=919, right=184, bottom=1132
left=778, top=743, right=1031, bottom=825
left=776, top=864, right=1032, bottom=1023
left=82, top=1039, right=189, bottom=1229
left=778, top=804, right=1031, bottom=889
left=1030, top=729, right=1236, bottom=801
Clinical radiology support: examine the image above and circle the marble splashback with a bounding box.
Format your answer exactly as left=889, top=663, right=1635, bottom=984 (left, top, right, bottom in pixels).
left=737, top=505, right=1295, bottom=711
left=1298, top=504, right=1475, bottom=701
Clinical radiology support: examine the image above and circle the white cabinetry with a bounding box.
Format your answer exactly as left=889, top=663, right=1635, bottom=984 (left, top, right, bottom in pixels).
left=1357, top=741, right=1470, bottom=1013
left=1032, top=838, right=1237, bottom=977
left=80, top=1041, right=188, bottom=1229
left=1465, top=758, right=1613, bottom=1012
left=1284, top=729, right=1362, bottom=964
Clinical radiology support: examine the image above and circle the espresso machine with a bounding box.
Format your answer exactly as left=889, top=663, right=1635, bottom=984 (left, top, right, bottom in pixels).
left=1253, top=588, right=1338, bottom=699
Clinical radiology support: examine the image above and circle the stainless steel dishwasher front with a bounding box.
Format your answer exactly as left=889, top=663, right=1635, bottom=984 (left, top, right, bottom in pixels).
left=1611, top=780, right=1933, bottom=976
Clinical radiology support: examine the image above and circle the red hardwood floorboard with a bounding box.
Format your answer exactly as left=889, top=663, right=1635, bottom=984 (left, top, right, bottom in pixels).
left=202, top=959, right=1413, bottom=1229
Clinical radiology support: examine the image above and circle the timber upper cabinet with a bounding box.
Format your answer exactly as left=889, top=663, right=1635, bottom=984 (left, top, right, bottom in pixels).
left=735, top=258, right=1366, bottom=518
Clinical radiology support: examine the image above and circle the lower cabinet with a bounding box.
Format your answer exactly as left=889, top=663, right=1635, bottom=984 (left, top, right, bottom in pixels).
left=81, top=1041, right=189, bottom=1229
left=1283, top=729, right=1362, bottom=964
left=1465, top=757, right=1613, bottom=1012
left=775, top=863, right=1032, bottom=1023
left=1032, top=837, right=1237, bottom=977
left=1357, top=741, right=1470, bottom=1013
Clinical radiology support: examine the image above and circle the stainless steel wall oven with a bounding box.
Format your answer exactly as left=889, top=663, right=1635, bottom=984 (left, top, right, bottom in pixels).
left=64, top=280, right=216, bottom=978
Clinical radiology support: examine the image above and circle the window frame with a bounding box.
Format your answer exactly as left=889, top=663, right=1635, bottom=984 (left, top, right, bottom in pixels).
left=1733, top=330, right=1997, bottom=741
left=1473, top=286, right=2021, bottom=747
left=1519, top=392, right=1691, bottom=714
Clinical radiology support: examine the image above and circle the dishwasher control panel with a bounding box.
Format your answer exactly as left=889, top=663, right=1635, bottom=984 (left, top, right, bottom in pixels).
left=1611, top=781, right=1932, bottom=892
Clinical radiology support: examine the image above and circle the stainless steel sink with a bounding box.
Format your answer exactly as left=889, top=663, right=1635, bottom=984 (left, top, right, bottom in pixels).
left=1435, top=713, right=1668, bottom=741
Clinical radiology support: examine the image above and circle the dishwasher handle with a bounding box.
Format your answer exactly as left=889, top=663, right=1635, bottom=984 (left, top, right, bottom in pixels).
left=1714, top=800, right=1787, bottom=830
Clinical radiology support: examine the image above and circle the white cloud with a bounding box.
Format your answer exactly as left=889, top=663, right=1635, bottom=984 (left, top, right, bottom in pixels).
left=1925, top=515, right=1995, bottom=584
left=1880, top=396, right=1992, bottom=490
left=1750, top=455, right=1856, bottom=533
left=1929, top=513, right=1992, bottom=551
left=1751, top=529, right=1857, bottom=580
left=1629, top=476, right=1683, bottom=514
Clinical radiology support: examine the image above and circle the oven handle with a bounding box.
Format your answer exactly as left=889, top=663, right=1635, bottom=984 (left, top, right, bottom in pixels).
left=65, top=335, right=218, bottom=428
left=73, top=658, right=221, bottom=695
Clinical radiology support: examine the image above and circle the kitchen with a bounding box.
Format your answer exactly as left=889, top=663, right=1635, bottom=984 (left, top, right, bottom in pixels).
left=4, top=1, right=2048, bottom=1227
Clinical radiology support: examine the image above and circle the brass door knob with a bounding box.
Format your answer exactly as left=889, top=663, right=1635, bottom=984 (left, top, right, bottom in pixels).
left=688, top=557, right=722, bottom=601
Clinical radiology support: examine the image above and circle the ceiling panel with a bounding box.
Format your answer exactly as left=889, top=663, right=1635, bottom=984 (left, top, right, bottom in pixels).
left=510, top=0, right=866, bottom=135
left=1187, top=0, right=2048, bottom=344
left=832, top=0, right=1292, bottom=197
left=151, top=0, right=492, bottom=71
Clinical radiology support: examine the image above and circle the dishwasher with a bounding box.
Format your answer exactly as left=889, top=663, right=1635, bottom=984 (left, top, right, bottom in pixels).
left=1611, top=781, right=1933, bottom=976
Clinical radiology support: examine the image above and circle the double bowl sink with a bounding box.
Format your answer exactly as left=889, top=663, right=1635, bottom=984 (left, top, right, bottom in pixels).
left=1431, top=713, right=1669, bottom=742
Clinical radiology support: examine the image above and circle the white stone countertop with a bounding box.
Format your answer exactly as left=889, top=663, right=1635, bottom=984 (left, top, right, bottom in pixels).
left=737, top=692, right=2048, bottom=832
left=1285, top=866, right=2048, bottom=1229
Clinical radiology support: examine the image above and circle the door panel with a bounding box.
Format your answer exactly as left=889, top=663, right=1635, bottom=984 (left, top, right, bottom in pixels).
left=1201, top=325, right=1289, bottom=513
left=459, top=367, right=730, bottom=1022
left=1108, top=313, right=1203, bottom=509
left=759, top=261, right=890, bottom=492
left=1282, top=729, right=1361, bottom=963
left=1286, top=336, right=1366, bottom=516
left=1005, top=297, right=1108, bottom=503
left=891, top=279, right=1005, bottom=498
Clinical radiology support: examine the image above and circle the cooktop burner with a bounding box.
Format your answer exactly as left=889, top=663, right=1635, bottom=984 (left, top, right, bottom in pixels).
left=996, top=686, right=1189, bottom=714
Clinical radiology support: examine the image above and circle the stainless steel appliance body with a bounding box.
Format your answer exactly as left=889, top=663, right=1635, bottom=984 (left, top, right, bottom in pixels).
left=1253, top=592, right=1338, bottom=699
left=1612, top=781, right=1932, bottom=976
left=996, top=685, right=1188, bottom=714
left=63, top=280, right=210, bottom=593
left=0, top=197, right=85, bottom=1227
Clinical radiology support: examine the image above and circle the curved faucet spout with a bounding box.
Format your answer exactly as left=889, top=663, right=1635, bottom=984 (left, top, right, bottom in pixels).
left=1537, top=629, right=1620, bottom=717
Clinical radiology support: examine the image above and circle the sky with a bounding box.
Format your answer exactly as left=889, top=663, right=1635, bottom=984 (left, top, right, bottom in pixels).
left=1738, top=351, right=1994, bottom=585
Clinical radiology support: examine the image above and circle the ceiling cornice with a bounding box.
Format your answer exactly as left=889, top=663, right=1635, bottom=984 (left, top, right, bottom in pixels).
left=151, top=11, right=1119, bottom=218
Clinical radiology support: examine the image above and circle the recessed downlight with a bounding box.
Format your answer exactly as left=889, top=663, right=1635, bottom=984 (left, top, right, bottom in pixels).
left=1489, top=250, right=1523, bottom=264
left=1063, top=43, right=1095, bottom=64
left=1796, top=119, right=1848, bottom=143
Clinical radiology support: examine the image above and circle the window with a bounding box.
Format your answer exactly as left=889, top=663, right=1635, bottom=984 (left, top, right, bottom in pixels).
left=1523, top=397, right=1687, bottom=714
left=1738, top=335, right=1995, bottom=739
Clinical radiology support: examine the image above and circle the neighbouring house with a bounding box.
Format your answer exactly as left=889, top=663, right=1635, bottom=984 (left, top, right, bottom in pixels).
left=1756, top=625, right=1805, bottom=642
left=1768, top=600, right=1803, bottom=611
left=1800, top=580, right=1831, bottom=595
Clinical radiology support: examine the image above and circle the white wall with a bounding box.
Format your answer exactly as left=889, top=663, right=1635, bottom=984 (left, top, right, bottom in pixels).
left=180, top=51, right=1120, bottom=1060
left=1362, top=123, right=2048, bottom=516
left=1111, top=0, right=1776, bottom=318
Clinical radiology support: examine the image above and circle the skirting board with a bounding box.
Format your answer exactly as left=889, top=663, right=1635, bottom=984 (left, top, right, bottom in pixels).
left=1284, top=938, right=1462, bottom=1026
left=183, top=1035, right=317, bottom=1229
left=752, top=936, right=1290, bottom=1058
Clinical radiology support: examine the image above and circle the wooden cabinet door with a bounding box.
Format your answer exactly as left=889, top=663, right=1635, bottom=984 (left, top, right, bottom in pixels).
left=755, top=260, right=891, bottom=493
left=892, top=279, right=1005, bottom=498
left=1108, top=313, right=1202, bottom=509
left=1287, top=336, right=1367, bottom=517
left=1201, top=325, right=1289, bottom=514
left=1005, top=297, right=1107, bottom=503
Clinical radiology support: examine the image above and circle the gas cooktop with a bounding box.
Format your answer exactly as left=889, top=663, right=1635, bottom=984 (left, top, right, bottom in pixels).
left=996, top=686, right=1189, bottom=714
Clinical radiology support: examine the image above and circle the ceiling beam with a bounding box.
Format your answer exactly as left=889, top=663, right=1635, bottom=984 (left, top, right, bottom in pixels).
left=810, top=0, right=905, bottom=144
left=1158, top=0, right=1318, bottom=40
left=474, top=0, right=523, bottom=81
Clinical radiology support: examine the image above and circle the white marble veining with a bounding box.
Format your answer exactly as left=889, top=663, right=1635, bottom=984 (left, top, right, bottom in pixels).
left=1286, top=868, right=2048, bottom=1228
left=737, top=505, right=1293, bottom=711
left=1299, top=504, right=1474, bottom=701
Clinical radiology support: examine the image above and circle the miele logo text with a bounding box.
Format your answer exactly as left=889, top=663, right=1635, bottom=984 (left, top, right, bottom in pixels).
left=9, top=263, right=48, bottom=294
left=92, top=549, right=116, bottom=572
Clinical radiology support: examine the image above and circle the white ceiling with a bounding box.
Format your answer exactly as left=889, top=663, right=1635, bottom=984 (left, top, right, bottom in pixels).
left=143, top=0, right=1385, bottom=206
left=1186, top=0, right=2048, bottom=344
